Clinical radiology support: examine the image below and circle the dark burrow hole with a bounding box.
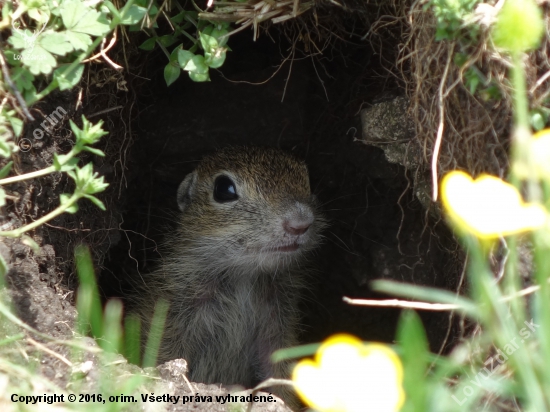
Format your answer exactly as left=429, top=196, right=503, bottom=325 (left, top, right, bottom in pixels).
left=100, top=25, right=462, bottom=357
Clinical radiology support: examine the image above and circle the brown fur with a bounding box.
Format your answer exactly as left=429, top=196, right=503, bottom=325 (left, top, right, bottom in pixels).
left=133, top=146, right=326, bottom=406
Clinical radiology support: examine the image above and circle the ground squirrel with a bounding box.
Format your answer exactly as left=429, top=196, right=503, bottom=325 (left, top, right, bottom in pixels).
left=134, top=146, right=326, bottom=404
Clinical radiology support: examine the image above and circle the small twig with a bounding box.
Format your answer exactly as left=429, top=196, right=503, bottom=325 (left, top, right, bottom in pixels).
left=82, top=33, right=117, bottom=63
left=431, top=45, right=454, bottom=201
left=344, top=283, right=544, bottom=312
left=292, top=0, right=299, bottom=16
left=162, top=10, right=175, bottom=31
left=27, top=337, right=73, bottom=367
left=99, top=40, right=123, bottom=70
left=530, top=69, right=550, bottom=94
left=344, top=296, right=460, bottom=311
left=0, top=50, right=35, bottom=121
left=150, top=28, right=171, bottom=60
left=82, top=32, right=122, bottom=70
left=87, top=105, right=124, bottom=118
left=182, top=373, right=195, bottom=394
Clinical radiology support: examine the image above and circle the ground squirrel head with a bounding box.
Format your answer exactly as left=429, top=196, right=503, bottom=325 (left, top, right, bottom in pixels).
left=175, top=146, right=326, bottom=273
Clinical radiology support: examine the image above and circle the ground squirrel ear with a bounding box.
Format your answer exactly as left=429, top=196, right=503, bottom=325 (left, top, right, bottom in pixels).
left=177, top=172, right=197, bottom=212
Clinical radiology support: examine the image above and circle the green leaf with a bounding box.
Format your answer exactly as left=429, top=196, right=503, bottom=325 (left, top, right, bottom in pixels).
left=178, top=49, right=194, bottom=68
left=8, top=30, right=57, bottom=74
left=189, top=71, right=210, bottom=82
left=64, top=31, right=92, bottom=51
left=467, top=76, right=479, bottom=95
left=397, top=311, right=429, bottom=412
left=164, top=63, right=181, bottom=86
left=39, top=31, right=74, bottom=55
left=8, top=117, right=23, bottom=138
left=205, top=50, right=226, bottom=69
left=11, top=67, right=35, bottom=91
left=184, top=55, right=208, bottom=74
left=82, top=146, right=105, bottom=157
left=25, top=48, right=57, bottom=75
left=169, top=45, right=180, bottom=62
left=27, top=6, right=50, bottom=24
left=0, top=253, right=7, bottom=277
left=53, top=153, right=63, bottom=170
left=120, top=4, right=147, bottom=25
left=139, top=37, right=156, bottom=51
left=211, top=27, right=229, bottom=47
left=453, top=52, right=467, bottom=68
left=531, top=110, right=547, bottom=131
left=53, top=154, right=78, bottom=172
left=20, top=47, right=57, bottom=75
left=435, top=26, right=450, bottom=41
left=201, top=24, right=214, bottom=36
left=158, top=34, right=176, bottom=48
left=24, top=87, right=38, bottom=105
left=124, top=314, right=141, bottom=365
left=75, top=245, right=103, bottom=338
left=170, top=11, right=187, bottom=24
left=199, top=32, right=218, bottom=53
left=0, top=161, right=13, bottom=179
left=66, top=201, right=80, bottom=215
left=102, top=299, right=123, bottom=353
left=3, top=50, right=21, bottom=66
left=54, top=64, right=84, bottom=91
left=61, top=158, right=79, bottom=172
left=0, top=139, right=13, bottom=158
left=60, top=193, right=79, bottom=214
left=61, top=0, right=110, bottom=36
left=7, top=29, right=36, bottom=49
left=84, top=194, right=106, bottom=211
left=70, top=117, right=108, bottom=146
left=2, top=1, right=11, bottom=22
left=47, top=0, right=63, bottom=16
left=69, top=163, right=108, bottom=195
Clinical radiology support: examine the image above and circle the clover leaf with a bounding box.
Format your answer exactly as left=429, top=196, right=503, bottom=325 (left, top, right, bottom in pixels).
left=39, top=31, right=74, bottom=55
left=61, top=0, right=110, bottom=37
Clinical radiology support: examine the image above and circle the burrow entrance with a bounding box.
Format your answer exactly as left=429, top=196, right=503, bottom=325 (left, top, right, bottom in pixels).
left=100, top=27, right=463, bottom=353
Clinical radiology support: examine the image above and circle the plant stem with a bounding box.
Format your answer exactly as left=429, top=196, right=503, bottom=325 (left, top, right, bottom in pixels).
left=511, top=52, right=529, bottom=131
left=0, top=193, right=80, bottom=238
left=0, top=165, right=55, bottom=185
left=0, top=146, right=80, bottom=185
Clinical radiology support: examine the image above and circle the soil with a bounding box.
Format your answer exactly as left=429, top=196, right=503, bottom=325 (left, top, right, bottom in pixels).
left=1, top=7, right=464, bottom=411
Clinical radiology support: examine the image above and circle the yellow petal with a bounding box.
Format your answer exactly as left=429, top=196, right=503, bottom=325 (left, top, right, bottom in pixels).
left=292, top=334, right=405, bottom=412
left=441, top=171, right=547, bottom=239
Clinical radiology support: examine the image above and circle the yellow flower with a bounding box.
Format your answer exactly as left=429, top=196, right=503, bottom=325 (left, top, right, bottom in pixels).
left=441, top=171, right=547, bottom=239
left=531, top=129, right=550, bottom=177
left=292, top=334, right=405, bottom=412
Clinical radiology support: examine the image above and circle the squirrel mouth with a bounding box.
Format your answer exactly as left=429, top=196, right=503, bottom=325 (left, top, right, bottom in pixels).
left=272, top=243, right=300, bottom=253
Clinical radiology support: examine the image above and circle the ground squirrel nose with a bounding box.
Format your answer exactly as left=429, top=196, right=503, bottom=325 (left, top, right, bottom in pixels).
left=283, top=219, right=312, bottom=235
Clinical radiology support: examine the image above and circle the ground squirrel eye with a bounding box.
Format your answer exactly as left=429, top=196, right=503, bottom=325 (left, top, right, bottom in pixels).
left=214, top=175, right=238, bottom=202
